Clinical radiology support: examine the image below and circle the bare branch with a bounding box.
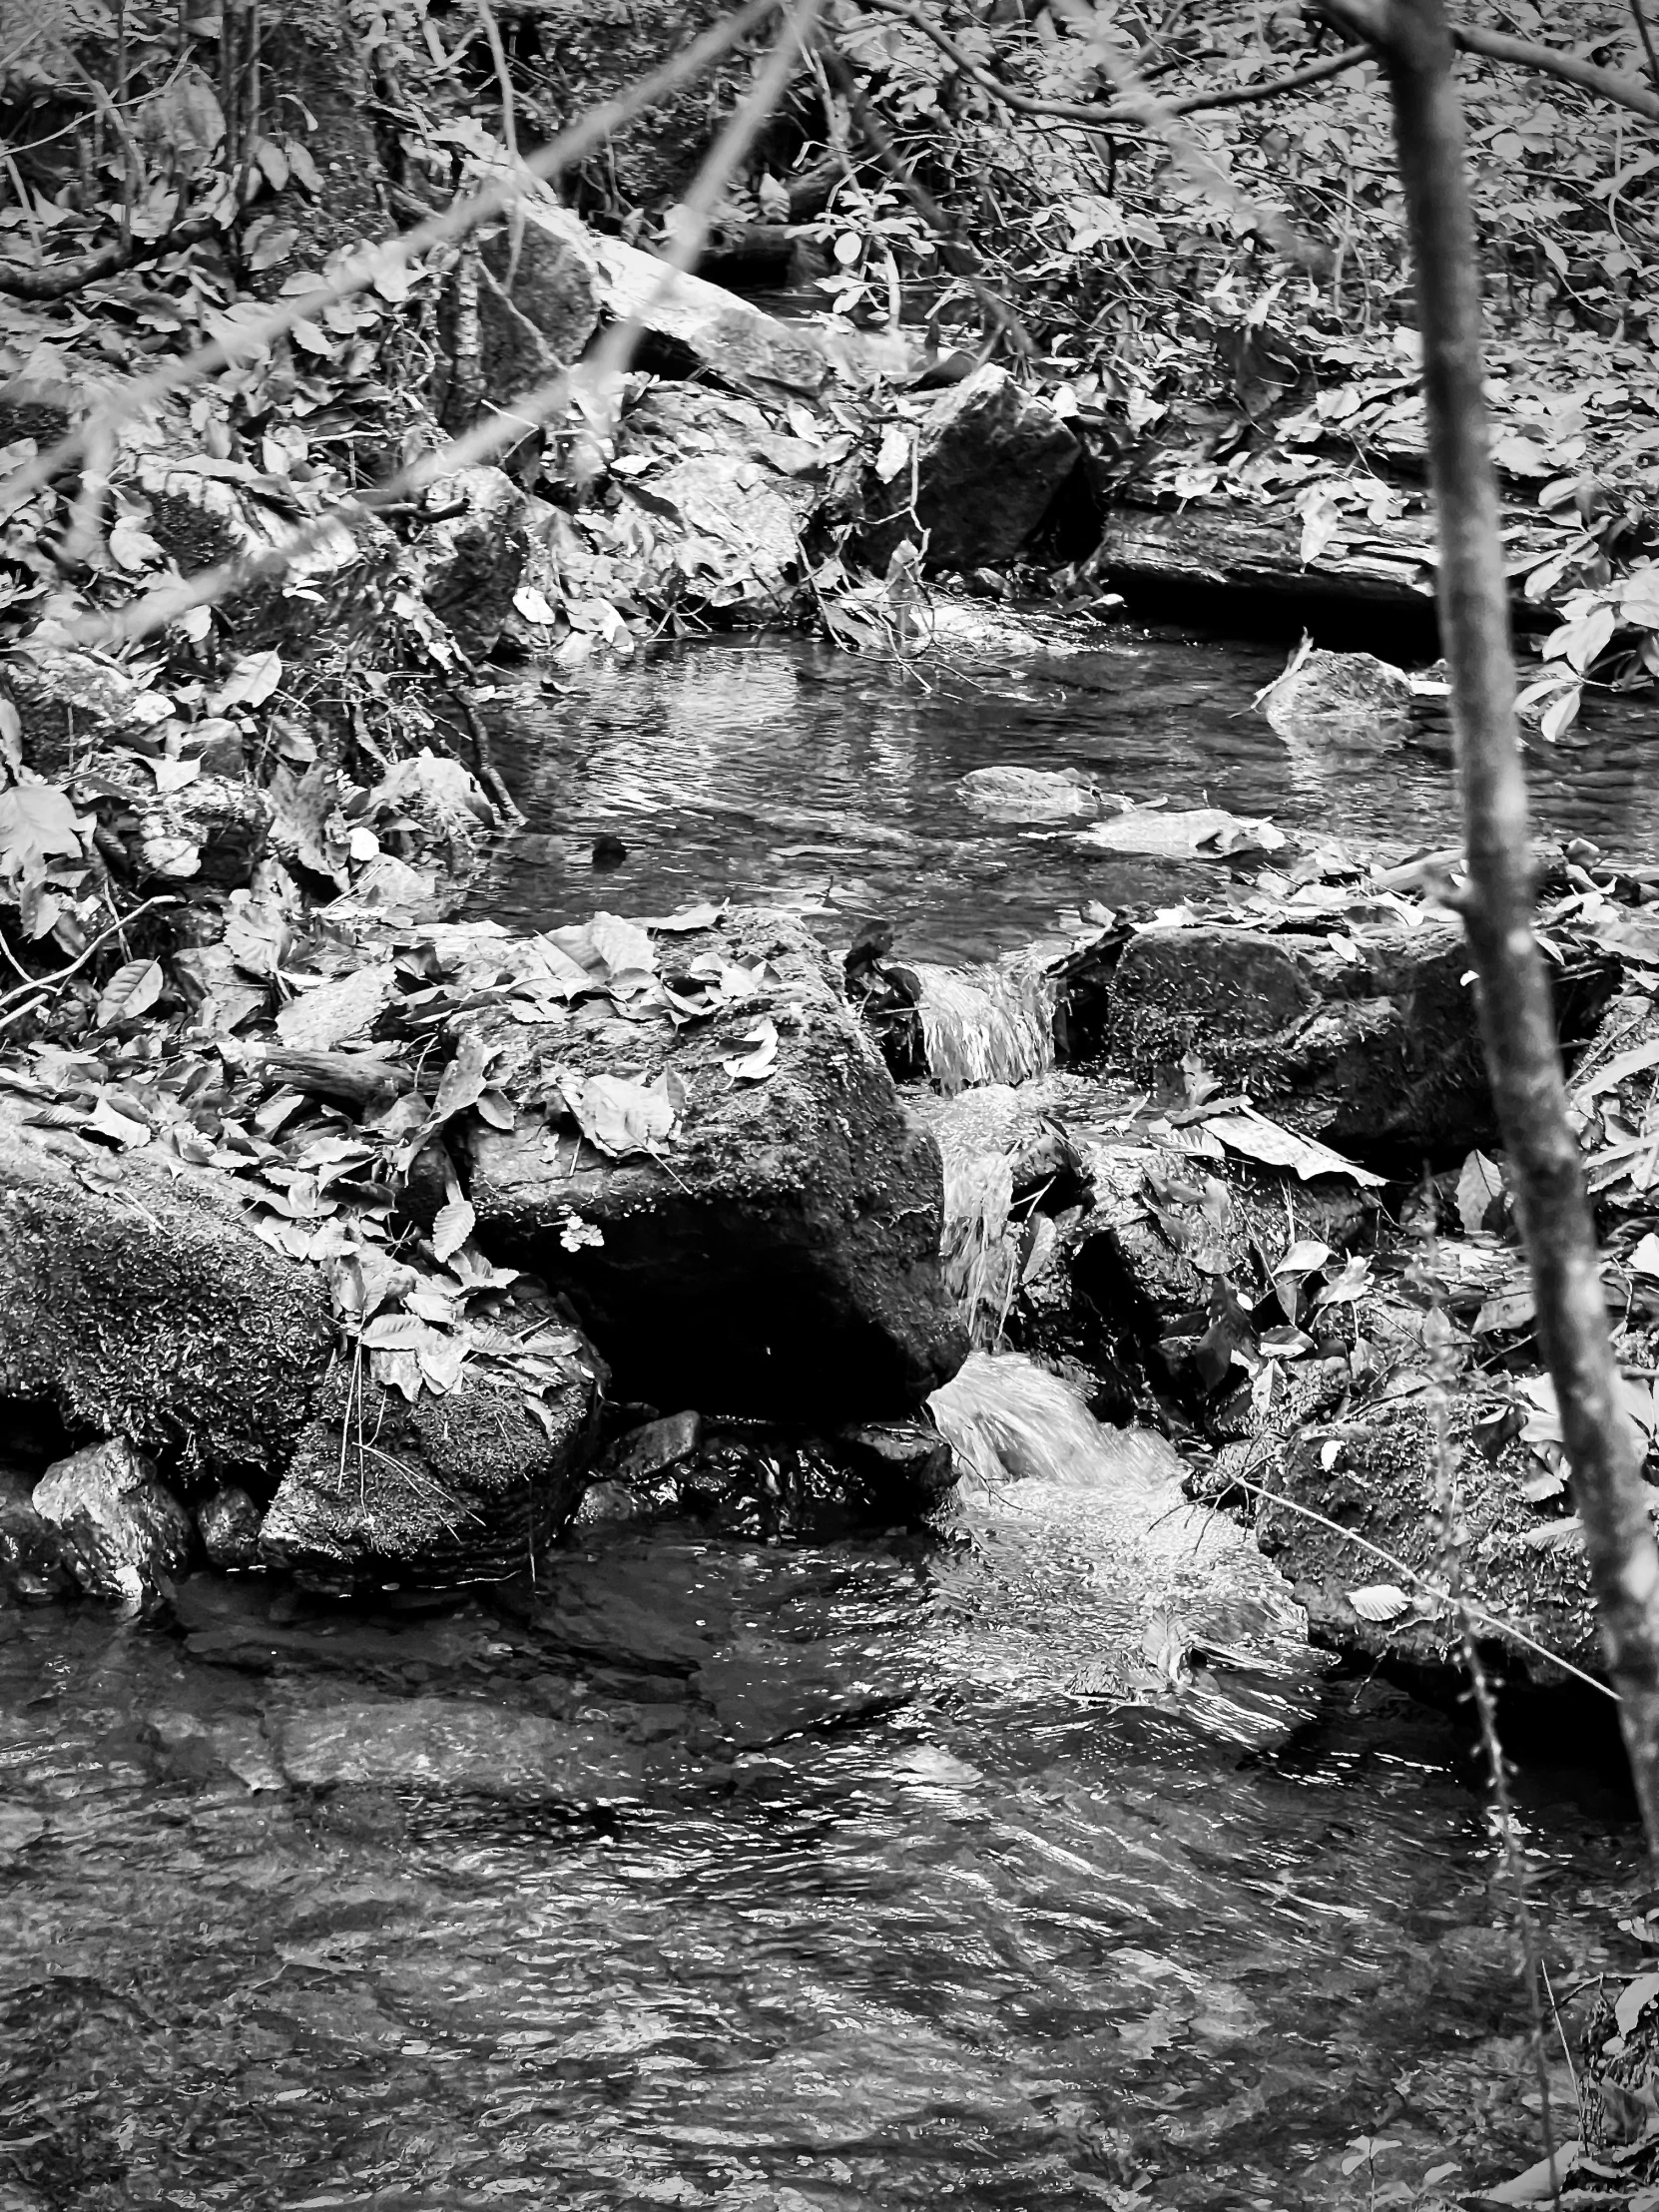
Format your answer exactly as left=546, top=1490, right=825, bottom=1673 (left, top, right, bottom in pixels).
left=1318, top=0, right=1659, bottom=121
left=854, top=0, right=1375, bottom=128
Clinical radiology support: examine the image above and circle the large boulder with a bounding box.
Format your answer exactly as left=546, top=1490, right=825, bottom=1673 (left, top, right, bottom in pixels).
left=0, top=1097, right=333, bottom=1487
left=1251, top=1395, right=1603, bottom=1690
left=460, top=906, right=965, bottom=1420
left=1059, top=914, right=1618, bottom=1157
left=477, top=202, right=602, bottom=374
left=590, top=236, right=830, bottom=397
left=850, top=365, right=1082, bottom=573
left=260, top=1312, right=604, bottom=1587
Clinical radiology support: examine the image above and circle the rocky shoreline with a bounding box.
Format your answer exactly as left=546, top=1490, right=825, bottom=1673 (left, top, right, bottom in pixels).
left=4, top=718, right=1657, bottom=1723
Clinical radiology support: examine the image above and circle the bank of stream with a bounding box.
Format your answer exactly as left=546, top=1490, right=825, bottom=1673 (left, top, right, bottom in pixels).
left=4, top=621, right=1659, bottom=2211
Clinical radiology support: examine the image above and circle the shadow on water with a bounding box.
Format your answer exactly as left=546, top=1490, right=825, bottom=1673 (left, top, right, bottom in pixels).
left=477, top=623, right=1659, bottom=963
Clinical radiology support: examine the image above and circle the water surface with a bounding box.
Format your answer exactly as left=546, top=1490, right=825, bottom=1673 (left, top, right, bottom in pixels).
left=480, top=626, right=1659, bottom=961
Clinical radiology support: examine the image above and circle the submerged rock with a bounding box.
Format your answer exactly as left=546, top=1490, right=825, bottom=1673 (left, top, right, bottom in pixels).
left=260, top=1319, right=603, bottom=1587
left=32, top=1437, right=194, bottom=1608
left=959, top=766, right=1098, bottom=821
left=462, top=905, right=965, bottom=1421
left=850, top=364, right=1082, bottom=573
left=0, top=1095, right=333, bottom=1486
left=270, top=1695, right=643, bottom=1801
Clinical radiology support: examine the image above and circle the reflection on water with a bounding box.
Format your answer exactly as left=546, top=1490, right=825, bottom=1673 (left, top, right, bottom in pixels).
left=478, top=627, right=1659, bottom=962
left=0, top=1437, right=1636, bottom=2210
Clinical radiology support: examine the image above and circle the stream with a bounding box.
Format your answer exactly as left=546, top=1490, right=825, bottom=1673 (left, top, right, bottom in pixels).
left=3, top=622, right=1654, bottom=2211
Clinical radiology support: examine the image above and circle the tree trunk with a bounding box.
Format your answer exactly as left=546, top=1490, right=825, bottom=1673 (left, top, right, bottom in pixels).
left=1378, top=0, right=1659, bottom=1864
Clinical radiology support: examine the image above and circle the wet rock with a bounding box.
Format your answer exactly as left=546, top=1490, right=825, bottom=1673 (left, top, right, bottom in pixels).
left=0, top=1095, right=333, bottom=1485
left=270, top=1694, right=644, bottom=1800
left=591, top=235, right=829, bottom=396
left=829, top=1419, right=956, bottom=1515
left=260, top=1321, right=603, bottom=1587
left=1252, top=1396, right=1600, bottom=1688
left=850, top=365, right=1082, bottom=574
left=607, top=1409, right=705, bottom=1483
left=197, top=1484, right=264, bottom=1570
left=959, top=766, right=1098, bottom=821
left=146, top=1707, right=283, bottom=1791
left=1256, top=641, right=1415, bottom=745
left=1065, top=916, right=1619, bottom=1156
left=76, top=754, right=274, bottom=887
left=463, top=905, right=965, bottom=1421
left=31, top=1438, right=194, bottom=1608
left=412, top=465, right=529, bottom=657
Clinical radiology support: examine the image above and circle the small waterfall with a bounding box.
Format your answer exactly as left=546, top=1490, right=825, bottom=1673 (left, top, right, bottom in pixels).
left=928, top=1351, right=1182, bottom=1493
left=912, top=955, right=1058, bottom=1094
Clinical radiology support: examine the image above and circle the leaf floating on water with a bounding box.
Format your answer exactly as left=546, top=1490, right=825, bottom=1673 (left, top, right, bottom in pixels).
left=1346, top=1584, right=1412, bottom=1623
left=95, top=957, right=165, bottom=1029
left=721, top=1016, right=780, bottom=1081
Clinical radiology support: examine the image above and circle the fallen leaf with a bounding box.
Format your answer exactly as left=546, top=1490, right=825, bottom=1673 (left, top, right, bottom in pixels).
left=1456, top=1148, right=1505, bottom=1236
left=1347, top=1584, right=1412, bottom=1622
left=561, top=1072, right=675, bottom=1158
left=1203, top=1108, right=1385, bottom=1188
left=276, top=964, right=396, bottom=1051
left=432, top=1194, right=475, bottom=1263
left=721, top=1016, right=779, bottom=1081
left=95, top=958, right=165, bottom=1028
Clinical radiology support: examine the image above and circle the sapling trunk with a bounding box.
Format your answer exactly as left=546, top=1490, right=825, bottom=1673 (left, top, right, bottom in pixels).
left=1380, top=0, right=1659, bottom=1861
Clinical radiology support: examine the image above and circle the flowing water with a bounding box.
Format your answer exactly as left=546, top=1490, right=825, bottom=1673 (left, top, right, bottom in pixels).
left=477, top=623, right=1659, bottom=961
left=5, top=625, right=1657, bottom=2211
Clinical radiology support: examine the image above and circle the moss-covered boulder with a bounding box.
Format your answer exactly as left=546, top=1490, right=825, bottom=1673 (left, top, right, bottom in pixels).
left=0, top=1097, right=332, bottom=1487
left=260, top=1313, right=604, bottom=1588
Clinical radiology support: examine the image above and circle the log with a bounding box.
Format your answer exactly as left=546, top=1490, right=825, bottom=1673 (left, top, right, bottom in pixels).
left=254, top=1049, right=416, bottom=1107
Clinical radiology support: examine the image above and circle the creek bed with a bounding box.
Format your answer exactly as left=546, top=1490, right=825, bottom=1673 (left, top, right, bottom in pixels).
left=4, top=623, right=1656, bottom=2210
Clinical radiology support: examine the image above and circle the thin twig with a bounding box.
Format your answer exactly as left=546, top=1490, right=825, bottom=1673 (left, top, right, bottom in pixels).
left=0, top=894, right=183, bottom=1015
